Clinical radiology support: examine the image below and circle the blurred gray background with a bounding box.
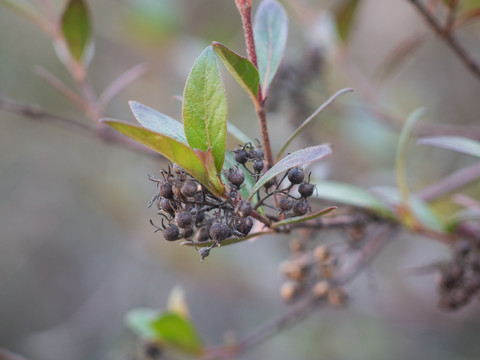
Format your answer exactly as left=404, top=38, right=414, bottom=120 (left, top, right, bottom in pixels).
left=1, top=0, right=480, bottom=359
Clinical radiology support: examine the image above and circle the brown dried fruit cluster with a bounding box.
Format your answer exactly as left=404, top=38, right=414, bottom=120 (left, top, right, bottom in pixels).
left=279, top=239, right=348, bottom=307
left=438, top=239, right=480, bottom=310
left=148, top=164, right=253, bottom=260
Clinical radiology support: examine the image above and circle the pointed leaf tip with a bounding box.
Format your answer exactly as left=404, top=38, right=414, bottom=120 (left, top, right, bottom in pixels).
left=61, top=0, right=91, bottom=61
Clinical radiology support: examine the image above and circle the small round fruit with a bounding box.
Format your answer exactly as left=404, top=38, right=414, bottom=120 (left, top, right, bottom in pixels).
left=228, top=168, right=245, bottom=187
left=279, top=197, right=293, bottom=212
left=209, top=222, right=230, bottom=242
left=292, top=200, right=309, bottom=216
left=158, top=182, right=173, bottom=199
left=298, top=182, right=315, bottom=198
left=287, top=167, right=304, bottom=184
left=175, top=211, right=193, bottom=228
left=181, top=181, right=198, bottom=197
left=235, top=200, right=253, bottom=218
left=163, top=224, right=180, bottom=241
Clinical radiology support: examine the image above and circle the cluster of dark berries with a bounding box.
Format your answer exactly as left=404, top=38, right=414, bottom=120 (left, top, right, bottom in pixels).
left=148, top=164, right=254, bottom=260
left=233, top=141, right=265, bottom=178
left=279, top=239, right=348, bottom=306
left=437, top=239, right=480, bottom=310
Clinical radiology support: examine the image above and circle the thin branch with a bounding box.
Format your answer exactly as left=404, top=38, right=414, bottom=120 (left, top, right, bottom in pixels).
left=0, top=95, right=159, bottom=157
left=408, top=0, right=480, bottom=82
left=416, top=161, right=480, bottom=202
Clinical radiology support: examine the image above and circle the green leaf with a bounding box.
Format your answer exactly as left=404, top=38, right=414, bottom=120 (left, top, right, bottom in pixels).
left=61, top=0, right=91, bottom=61
left=125, top=308, right=158, bottom=339
left=277, top=88, right=354, bottom=159
left=248, top=144, right=332, bottom=200
left=335, top=0, right=360, bottom=42
left=183, top=46, right=227, bottom=173
left=101, top=119, right=224, bottom=196
left=311, top=180, right=393, bottom=217
left=254, top=0, right=288, bottom=98
left=271, top=206, right=337, bottom=228
left=151, top=312, right=203, bottom=355
left=212, top=42, right=260, bottom=105
left=129, top=101, right=187, bottom=144
left=396, top=108, right=426, bottom=206
left=418, top=136, right=480, bottom=158
left=373, top=186, right=444, bottom=232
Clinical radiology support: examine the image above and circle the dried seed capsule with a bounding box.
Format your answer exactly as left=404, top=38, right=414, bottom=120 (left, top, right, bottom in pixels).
left=312, top=281, right=330, bottom=299
left=158, top=182, right=173, bottom=199
left=181, top=181, right=198, bottom=197
left=235, top=200, right=253, bottom=218
left=254, top=147, right=264, bottom=159
left=280, top=260, right=307, bottom=281
left=313, top=245, right=330, bottom=263
left=228, top=168, right=245, bottom=187
left=158, top=198, right=175, bottom=216
left=195, top=226, right=210, bottom=242
left=236, top=216, right=254, bottom=235
left=209, top=222, right=230, bottom=242
left=172, top=182, right=183, bottom=198
left=280, top=281, right=301, bottom=303
left=195, top=211, right=206, bottom=226
left=234, top=148, right=249, bottom=164
left=327, top=287, right=348, bottom=307
left=279, top=197, right=293, bottom=212
left=163, top=224, right=180, bottom=241
left=264, top=179, right=275, bottom=190
left=298, top=182, right=315, bottom=198
left=253, top=160, right=264, bottom=173
left=175, top=211, right=193, bottom=228
left=292, top=200, right=309, bottom=216
left=182, top=228, right=194, bottom=239
left=287, top=167, right=304, bottom=184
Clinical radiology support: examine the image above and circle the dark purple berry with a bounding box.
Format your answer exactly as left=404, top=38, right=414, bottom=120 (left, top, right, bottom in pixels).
left=298, top=182, right=315, bottom=198
left=163, top=224, right=180, bottom=241
left=253, top=160, right=264, bottom=173
left=292, top=200, right=310, bottom=216
left=228, top=168, right=245, bottom=187
left=183, top=228, right=194, bottom=239
left=172, top=182, right=183, bottom=198
left=236, top=216, right=254, bottom=235
left=195, top=226, right=210, bottom=242
left=175, top=211, right=193, bottom=228
left=234, top=148, right=249, bottom=164
left=195, top=211, right=206, bottom=226
left=287, top=168, right=304, bottom=185
left=181, top=181, right=198, bottom=197
left=279, top=197, right=293, bottom=212
left=235, top=200, right=253, bottom=218
left=254, top=147, right=264, bottom=159
left=209, top=222, right=230, bottom=242
left=264, top=179, right=275, bottom=190
left=158, top=182, right=173, bottom=199
left=158, top=198, right=175, bottom=216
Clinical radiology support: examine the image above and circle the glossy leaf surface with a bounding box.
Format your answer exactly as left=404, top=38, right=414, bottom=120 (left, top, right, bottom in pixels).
left=248, top=144, right=332, bottom=200
left=183, top=46, right=227, bottom=173
left=254, top=0, right=288, bottom=98
left=61, top=0, right=91, bottom=61
left=102, top=119, right=224, bottom=196
left=212, top=42, right=259, bottom=103
left=129, top=101, right=187, bottom=144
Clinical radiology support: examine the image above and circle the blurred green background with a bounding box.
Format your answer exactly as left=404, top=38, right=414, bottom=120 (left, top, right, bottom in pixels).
left=1, top=0, right=480, bottom=359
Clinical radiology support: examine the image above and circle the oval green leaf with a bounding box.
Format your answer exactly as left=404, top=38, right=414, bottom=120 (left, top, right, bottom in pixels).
left=212, top=42, right=260, bottom=105
left=271, top=206, right=337, bottom=228
left=312, top=180, right=393, bottom=217
left=61, top=0, right=91, bottom=61
left=248, top=144, right=332, bottom=200
left=101, top=119, right=224, bottom=196
left=183, top=46, right=227, bottom=173
left=254, top=0, right=288, bottom=98
left=151, top=312, right=203, bottom=355
left=129, top=101, right=187, bottom=144
left=418, top=136, right=480, bottom=158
